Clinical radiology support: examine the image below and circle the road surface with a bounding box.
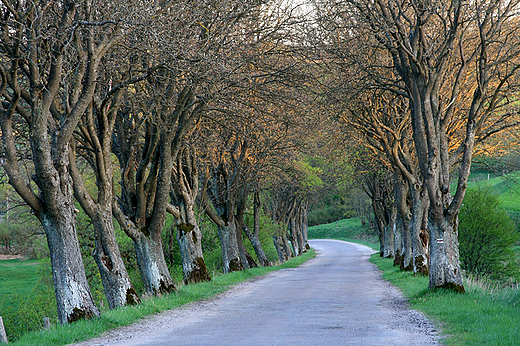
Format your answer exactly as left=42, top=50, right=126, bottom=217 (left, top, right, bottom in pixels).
left=72, top=239, right=440, bottom=346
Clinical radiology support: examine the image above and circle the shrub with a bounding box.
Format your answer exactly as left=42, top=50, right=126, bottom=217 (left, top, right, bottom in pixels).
left=458, top=187, right=519, bottom=281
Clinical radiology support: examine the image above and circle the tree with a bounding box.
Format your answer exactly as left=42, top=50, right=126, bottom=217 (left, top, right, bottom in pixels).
left=345, top=92, right=430, bottom=273
left=170, top=148, right=212, bottom=284
left=0, top=0, right=137, bottom=323
left=69, top=61, right=148, bottom=308
left=314, top=0, right=520, bottom=291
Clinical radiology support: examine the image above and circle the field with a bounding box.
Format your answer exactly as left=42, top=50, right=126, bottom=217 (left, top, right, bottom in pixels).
left=307, top=217, right=378, bottom=246
left=0, top=258, right=40, bottom=311
left=466, top=171, right=520, bottom=230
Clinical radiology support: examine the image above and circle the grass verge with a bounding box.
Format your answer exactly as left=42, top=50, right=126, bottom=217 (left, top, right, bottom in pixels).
left=370, top=254, right=520, bottom=346
left=11, top=250, right=315, bottom=346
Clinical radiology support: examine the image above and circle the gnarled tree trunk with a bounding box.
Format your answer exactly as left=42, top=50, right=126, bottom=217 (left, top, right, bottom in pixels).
left=133, top=231, right=175, bottom=294
left=243, top=191, right=270, bottom=267
left=177, top=220, right=211, bottom=284
left=91, top=207, right=140, bottom=307
left=171, top=150, right=211, bottom=284
left=217, top=218, right=244, bottom=273
left=410, top=186, right=429, bottom=275
left=41, top=196, right=100, bottom=324
left=394, top=172, right=412, bottom=271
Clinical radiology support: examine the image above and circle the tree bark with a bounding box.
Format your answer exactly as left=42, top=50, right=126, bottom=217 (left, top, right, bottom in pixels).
left=273, top=235, right=288, bottom=263
left=288, top=218, right=301, bottom=257
left=243, top=191, right=270, bottom=267
left=70, top=98, right=141, bottom=309
left=177, top=220, right=211, bottom=284
left=217, top=218, right=244, bottom=273
left=113, top=205, right=175, bottom=295
left=133, top=231, right=175, bottom=294
left=90, top=207, right=140, bottom=307
left=39, top=168, right=100, bottom=324
left=393, top=212, right=403, bottom=267
left=410, top=186, right=429, bottom=275
left=428, top=216, right=464, bottom=292
left=171, top=151, right=211, bottom=284
left=394, top=172, right=412, bottom=271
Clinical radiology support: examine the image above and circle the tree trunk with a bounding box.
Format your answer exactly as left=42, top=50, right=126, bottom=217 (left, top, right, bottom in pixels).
left=394, top=173, right=412, bottom=271
left=301, top=203, right=310, bottom=250
left=410, top=187, right=429, bottom=275
left=175, top=200, right=211, bottom=284
left=91, top=208, right=140, bottom=308
left=288, top=218, right=301, bottom=256
left=235, top=221, right=258, bottom=269
left=273, top=235, right=288, bottom=263
left=245, top=228, right=271, bottom=267
left=41, top=208, right=100, bottom=324
left=243, top=191, right=270, bottom=266
left=393, top=212, right=404, bottom=267
left=217, top=218, right=244, bottom=273
left=383, top=218, right=395, bottom=259
left=35, top=147, right=100, bottom=324
left=172, top=151, right=211, bottom=284
left=428, top=216, right=464, bottom=292
left=295, top=205, right=307, bottom=254
left=374, top=205, right=386, bottom=257
left=281, top=233, right=294, bottom=258
left=177, top=222, right=211, bottom=284
left=70, top=143, right=140, bottom=309
left=133, top=231, right=175, bottom=294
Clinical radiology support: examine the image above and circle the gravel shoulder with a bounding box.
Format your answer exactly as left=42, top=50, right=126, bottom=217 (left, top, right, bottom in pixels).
left=71, top=239, right=441, bottom=346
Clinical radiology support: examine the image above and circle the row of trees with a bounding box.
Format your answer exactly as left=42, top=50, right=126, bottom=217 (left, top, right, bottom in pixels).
left=0, top=0, right=323, bottom=325
left=3, top=0, right=519, bottom=328
left=309, top=0, right=520, bottom=291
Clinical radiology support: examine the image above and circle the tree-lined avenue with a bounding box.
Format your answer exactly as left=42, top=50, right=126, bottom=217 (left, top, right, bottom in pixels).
left=72, top=240, right=439, bottom=346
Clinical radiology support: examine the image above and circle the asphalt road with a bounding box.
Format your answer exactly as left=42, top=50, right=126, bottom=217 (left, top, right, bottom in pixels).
left=73, top=239, right=440, bottom=346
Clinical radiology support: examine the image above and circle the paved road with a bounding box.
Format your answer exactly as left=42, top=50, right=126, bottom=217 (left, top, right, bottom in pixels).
left=74, top=239, right=440, bottom=346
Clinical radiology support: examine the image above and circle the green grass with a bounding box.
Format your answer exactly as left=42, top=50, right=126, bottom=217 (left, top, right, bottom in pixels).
left=307, top=217, right=379, bottom=247
left=371, top=255, right=520, bottom=346
left=467, top=172, right=520, bottom=211
left=0, top=258, right=40, bottom=310
left=11, top=250, right=315, bottom=346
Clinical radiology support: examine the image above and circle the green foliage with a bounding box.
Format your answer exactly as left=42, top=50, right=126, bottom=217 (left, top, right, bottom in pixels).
left=466, top=171, right=520, bottom=232
left=371, top=255, right=520, bottom=346
left=0, top=182, right=42, bottom=257
left=11, top=251, right=316, bottom=346
left=308, top=202, right=355, bottom=226
left=458, top=187, right=519, bottom=281
left=293, top=160, right=323, bottom=191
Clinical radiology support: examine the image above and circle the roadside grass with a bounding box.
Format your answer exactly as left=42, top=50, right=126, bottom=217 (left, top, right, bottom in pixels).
left=371, top=255, right=520, bottom=346
left=11, top=250, right=315, bottom=346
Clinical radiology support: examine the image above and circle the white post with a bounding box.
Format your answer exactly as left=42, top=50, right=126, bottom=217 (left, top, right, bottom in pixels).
left=0, top=316, right=8, bottom=344
left=43, top=317, right=51, bottom=330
